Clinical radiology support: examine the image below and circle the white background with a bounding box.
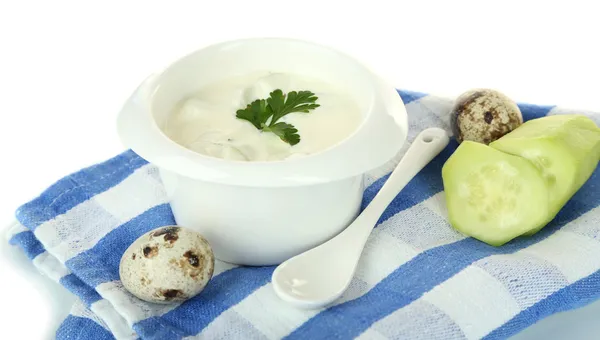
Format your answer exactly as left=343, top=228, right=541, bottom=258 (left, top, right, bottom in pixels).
left=1, top=1, right=599, bottom=339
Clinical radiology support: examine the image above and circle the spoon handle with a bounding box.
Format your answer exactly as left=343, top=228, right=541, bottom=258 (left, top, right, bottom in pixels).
left=341, top=128, right=450, bottom=246
left=361, top=128, right=449, bottom=223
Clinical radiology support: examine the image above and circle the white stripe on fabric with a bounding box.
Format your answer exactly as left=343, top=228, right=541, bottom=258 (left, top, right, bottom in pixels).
left=96, top=281, right=179, bottom=325
left=357, top=299, right=466, bottom=340
left=214, top=260, right=239, bottom=276
left=474, top=253, right=568, bottom=310
left=422, top=190, right=450, bottom=222
left=519, top=230, right=600, bottom=283
left=70, top=298, right=110, bottom=331
left=561, top=205, right=600, bottom=239
left=422, top=266, right=521, bottom=340
left=230, top=284, right=320, bottom=339
left=200, top=194, right=460, bottom=339
left=547, top=106, right=600, bottom=125
left=91, top=299, right=137, bottom=340
left=94, top=164, right=166, bottom=223
left=34, top=201, right=121, bottom=263
left=32, top=252, right=71, bottom=282
left=415, top=95, right=455, bottom=135
left=34, top=165, right=167, bottom=263
left=356, top=328, right=390, bottom=340
left=382, top=193, right=465, bottom=251
left=184, top=310, right=268, bottom=340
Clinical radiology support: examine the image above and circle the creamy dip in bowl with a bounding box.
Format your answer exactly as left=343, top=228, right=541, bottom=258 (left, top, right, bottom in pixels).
left=117, top=38, right=408, bottom=265
left=164, top=72, right=364, bottom=162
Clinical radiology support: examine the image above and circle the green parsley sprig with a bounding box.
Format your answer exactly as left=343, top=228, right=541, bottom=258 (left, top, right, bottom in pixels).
left=235, top=89, right=320, bottom=145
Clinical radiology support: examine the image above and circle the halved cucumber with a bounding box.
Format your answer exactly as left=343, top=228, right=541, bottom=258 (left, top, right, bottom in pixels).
left=442, top=141, right=550, bottom=246
left=489, top=114, right=600, bottom=235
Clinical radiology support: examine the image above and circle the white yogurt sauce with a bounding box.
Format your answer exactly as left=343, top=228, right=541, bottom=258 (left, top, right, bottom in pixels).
left=163, top=72, right=363, bottom=161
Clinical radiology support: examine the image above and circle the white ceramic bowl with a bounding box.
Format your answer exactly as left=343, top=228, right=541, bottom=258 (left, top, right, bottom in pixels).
left=116, top=38, right=408, bottom=266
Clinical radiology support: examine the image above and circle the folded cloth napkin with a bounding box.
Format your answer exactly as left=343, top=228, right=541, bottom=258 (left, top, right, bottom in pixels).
left=6, top=90, right=600, bottom=340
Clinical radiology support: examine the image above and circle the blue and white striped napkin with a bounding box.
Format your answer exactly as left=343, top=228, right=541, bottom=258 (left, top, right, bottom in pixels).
left=6, top=90, right=600, bottom=340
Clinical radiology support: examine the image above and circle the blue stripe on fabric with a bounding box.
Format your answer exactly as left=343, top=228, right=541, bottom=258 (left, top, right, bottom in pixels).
left=65, top=204, right=175, bottom=287
left=59, top=274, right=103, bottom=307
left=56, top=315, right=115, bottom=340
left=397, top=89, right=428, bottom=105
left=518, top=103, right=555, bottom=121
left=484, top=268, right=600, bottom=340
left=9, top=231, right=46, bottom=260
left=287, top=166, right=600, bottom=339
left=134, top=266, right=274, bottom=340
left=15, top=150, right=147, bottom=230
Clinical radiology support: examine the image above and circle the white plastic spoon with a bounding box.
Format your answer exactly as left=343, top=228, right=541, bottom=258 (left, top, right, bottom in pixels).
left=271, top=127, right=450, bottom=309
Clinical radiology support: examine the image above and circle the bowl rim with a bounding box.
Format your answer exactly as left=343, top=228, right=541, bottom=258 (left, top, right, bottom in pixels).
left=116, top=37, right=408, bottom=187
left=149, top=38, right=377, bottom=167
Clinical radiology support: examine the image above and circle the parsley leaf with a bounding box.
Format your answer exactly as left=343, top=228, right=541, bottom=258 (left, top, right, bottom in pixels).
left=264, top=122, right=300, bottom=146
left=235, top=99, right=272, bottom=130
left=235, top=89, right=320, bottom=145
left=267, top=89, right=320, bottom=123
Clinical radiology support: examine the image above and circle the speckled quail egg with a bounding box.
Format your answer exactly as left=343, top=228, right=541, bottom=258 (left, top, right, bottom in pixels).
left=119, top=226, right=214, bottom=304
left=450, top=88, right=523, bottom=144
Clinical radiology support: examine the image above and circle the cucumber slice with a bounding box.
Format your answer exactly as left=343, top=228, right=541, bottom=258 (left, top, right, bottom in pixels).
left=442, top=141, right=550, bottom=246
left=489, top=115, right=600, bottom=235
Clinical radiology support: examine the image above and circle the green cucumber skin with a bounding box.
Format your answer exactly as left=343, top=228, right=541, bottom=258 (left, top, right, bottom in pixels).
left=489, top=114, right=600, bottom=235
